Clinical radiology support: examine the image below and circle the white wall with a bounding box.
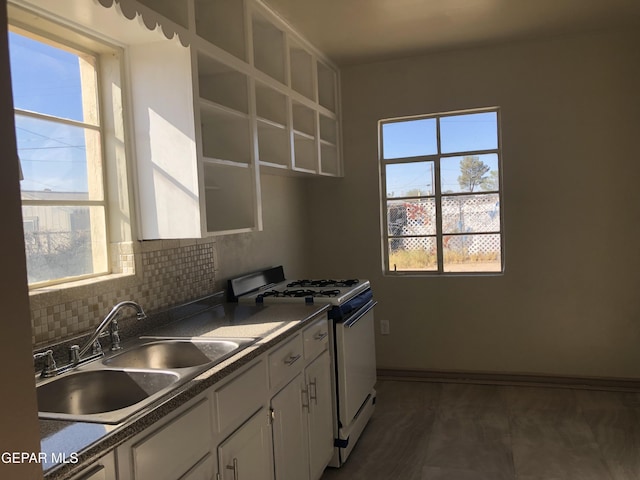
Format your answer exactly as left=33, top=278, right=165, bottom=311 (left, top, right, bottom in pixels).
left=0, top=1, right=44, bottom=477
left=306, top=28, right=640, bottom=379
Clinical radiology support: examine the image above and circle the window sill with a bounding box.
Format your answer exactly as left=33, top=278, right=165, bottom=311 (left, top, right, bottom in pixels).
left=383, top=271, right=504, bottom=277
left=29, top=271, right=138, bottom=302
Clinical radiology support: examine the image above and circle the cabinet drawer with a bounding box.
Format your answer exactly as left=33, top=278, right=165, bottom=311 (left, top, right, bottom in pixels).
left=215, top=359, right=267, bottom=434
left=303, top=316, right=329, bottom=361
left=132, top=398, right=212, bottom=480
left=268, top=333, right=304, bottom=389
left=218, top=408, right=273, bottom=480
left=70, top=451, right=116, bottom=480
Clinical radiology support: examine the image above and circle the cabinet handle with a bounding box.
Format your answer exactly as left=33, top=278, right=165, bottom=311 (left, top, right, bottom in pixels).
left=309, top=378, right=318, bottom=405
left=226, top=458, right=239, bottom=480
left=313, top=331, right=328, bottom=341
left=284, top=353, right=301, bottom=366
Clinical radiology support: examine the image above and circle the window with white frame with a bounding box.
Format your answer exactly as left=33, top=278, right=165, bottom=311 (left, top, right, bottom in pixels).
left=379, top=108, right=503, bottom=274
left=9, top=27, right=110, bottom=286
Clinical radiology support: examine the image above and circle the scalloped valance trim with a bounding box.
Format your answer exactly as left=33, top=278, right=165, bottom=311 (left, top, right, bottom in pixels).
left=95, top=0, right=189, bottom=47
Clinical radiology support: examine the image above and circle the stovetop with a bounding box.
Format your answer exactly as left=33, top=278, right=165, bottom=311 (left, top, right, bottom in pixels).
left=237, top=278, right=371, bottom=306
left=259, top=288, right=343, bottom=298
left=286, top=279, right=361, bottom=288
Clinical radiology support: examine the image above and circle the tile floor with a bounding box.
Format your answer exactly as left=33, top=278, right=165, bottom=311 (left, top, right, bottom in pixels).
left=320, top=379, right=640, bottom=480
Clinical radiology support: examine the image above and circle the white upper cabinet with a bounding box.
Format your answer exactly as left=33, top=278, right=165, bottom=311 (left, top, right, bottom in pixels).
left=317, top=61, right=337, bottom=113
left=289, top=39, right=316, bottom=101
left=127, top=41, right=201, bottom=239
left=251, top=9, right=287, bottom=84
left=17, top=0, right=342, bottom=238
left=194, top=0, right=247, bottom=61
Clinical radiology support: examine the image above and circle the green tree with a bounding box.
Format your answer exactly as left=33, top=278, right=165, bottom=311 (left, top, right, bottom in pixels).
left=457, top=156, right=490, bottom=192
left=480, top=170, right=499, bottom=191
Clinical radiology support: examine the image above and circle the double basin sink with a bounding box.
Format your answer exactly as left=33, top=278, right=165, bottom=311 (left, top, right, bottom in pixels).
left=36, top=337, right=257, bottom=424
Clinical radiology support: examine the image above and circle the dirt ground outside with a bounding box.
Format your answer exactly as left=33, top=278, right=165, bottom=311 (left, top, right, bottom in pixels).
left=445, top=261, right=501, bottom=272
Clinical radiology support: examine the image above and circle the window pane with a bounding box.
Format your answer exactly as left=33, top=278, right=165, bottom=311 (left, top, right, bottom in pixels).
left=8, top=31, right=91, bottom=123
left=382, top=118, right=437, bottom=159
left=388, top=237, right=437, bottom=272
left=22, top=205, right=108, bottom=284
left=440, top=112, right=497, bottom=154
left=443, top=233, right=501, bottom=272
left=16, top=114, right=103, bottom=200
left=387, top=199, right=436, bottom=236
left=385, top=161, right=434, bottom=198
left=441, top=194, right=500, bottom=234
left=440, top=154, right=498, bottom=194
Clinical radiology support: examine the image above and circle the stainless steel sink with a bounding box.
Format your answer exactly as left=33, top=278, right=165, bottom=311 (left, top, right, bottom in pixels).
left=37, top=369, right=180, bottom=424
left=103, top=337, right=256, bottom=370
left=36, top=337, right=258, bottom=424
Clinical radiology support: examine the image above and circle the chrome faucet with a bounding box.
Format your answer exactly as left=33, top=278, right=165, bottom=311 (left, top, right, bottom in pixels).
left=72, top=301, right=147, bottom=365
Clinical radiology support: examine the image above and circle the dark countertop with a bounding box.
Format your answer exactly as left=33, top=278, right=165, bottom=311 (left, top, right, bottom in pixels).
left=40, top=299, right=330, bottom=479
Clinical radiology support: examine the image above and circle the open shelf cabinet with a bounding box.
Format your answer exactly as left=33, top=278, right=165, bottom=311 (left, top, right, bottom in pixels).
left=197, top=52, right=250, bottom=114
left=194, top=0, right=247, bottom=61
left=289, top=39, right=315, bottom=101
left=251, top=10, right=286, bottom=84
left=319, top=114, right=340, bottom=175
left=202, top=161, right=259, bottom=233
left=317, top=61, right=337, bottom=112
left=120, top=0, right=342, bottom=238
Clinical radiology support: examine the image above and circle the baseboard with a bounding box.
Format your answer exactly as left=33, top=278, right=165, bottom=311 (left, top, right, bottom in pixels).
left=377, top=368, right=640, bottom=392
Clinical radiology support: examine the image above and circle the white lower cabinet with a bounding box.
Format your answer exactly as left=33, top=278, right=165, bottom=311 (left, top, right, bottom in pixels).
left=104, top=315, right=334, bottom=480
left=271, top=373, right=308, bottom=480
left=69, top=451, right=116, bottom=480
left=217, top=408, right=274, bottom=480
left=305, top=350, right=334, bottom=480
left=116, top=396, right=214, bottom=480
left=271, top=319, right=334, bottom=480
left=180, top=454, right=215, bottom=480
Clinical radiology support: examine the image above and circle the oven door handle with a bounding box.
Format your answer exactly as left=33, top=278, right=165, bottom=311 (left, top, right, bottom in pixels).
left=343, top=300, right=377, bottom=328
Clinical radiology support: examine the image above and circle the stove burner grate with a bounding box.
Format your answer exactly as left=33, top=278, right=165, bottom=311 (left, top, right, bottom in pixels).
left=287, top=279, right=359, bottom=288
left=257, top=288, right=341, bottom=299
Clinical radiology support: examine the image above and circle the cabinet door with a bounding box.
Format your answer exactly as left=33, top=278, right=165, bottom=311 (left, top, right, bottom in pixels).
left=218, top=408, right=273, bottom=480
left=131, top=398, right=212, bottom=480
left=305, top=350, right=334, bottom=480
left=69, top=451, right=116, bottom=480
left=271, top=373, right=309, bottom=480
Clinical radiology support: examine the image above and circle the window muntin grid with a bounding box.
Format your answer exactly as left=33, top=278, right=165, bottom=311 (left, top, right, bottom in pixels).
left=380, top=108, right=503, bottom=275
left=9, top=27, right=110, bottom=286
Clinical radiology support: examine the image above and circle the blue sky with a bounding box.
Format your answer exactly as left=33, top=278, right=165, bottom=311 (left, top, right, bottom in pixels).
left=9, top=31, right=89, bottom=194
left=382, top=112, right=499, bottom=196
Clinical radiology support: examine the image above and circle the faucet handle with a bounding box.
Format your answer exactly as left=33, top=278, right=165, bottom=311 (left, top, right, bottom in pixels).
left=34, top=350, right=57, bottom=378
left=69, top=345, right=80, bottom=365
left=110, top=319, right=122, bottom=351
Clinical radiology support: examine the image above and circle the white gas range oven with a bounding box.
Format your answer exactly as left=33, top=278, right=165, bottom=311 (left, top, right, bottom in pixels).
left=228, top=266, right=377, bottom=467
